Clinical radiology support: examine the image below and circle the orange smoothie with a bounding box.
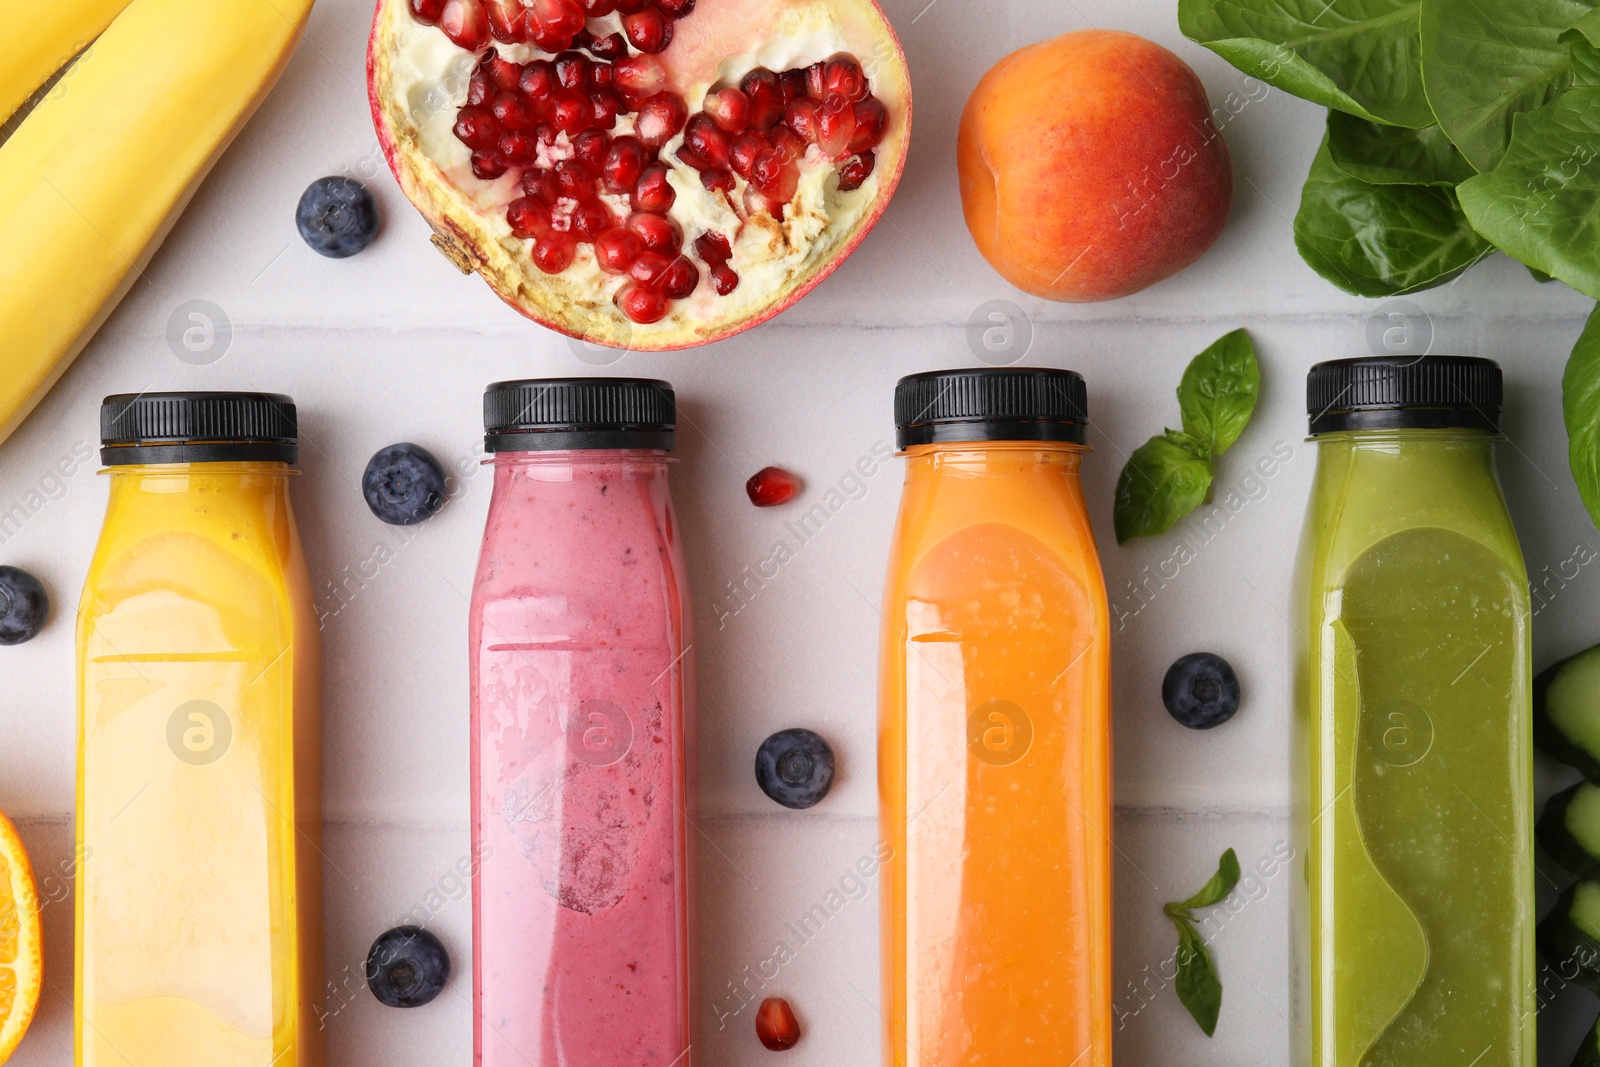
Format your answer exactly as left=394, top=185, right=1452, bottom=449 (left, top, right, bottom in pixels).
left=879, top=369, right=1113, bottom=1067
left=76, top=394, right=321, bottom=1067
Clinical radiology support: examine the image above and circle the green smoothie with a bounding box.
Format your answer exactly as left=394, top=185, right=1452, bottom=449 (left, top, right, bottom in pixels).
left=1293, top=358, right=1534, bottom=1067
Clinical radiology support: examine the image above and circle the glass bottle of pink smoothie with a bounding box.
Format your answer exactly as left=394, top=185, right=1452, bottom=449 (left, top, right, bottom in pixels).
left=469, top=377, right=694, bottom=1067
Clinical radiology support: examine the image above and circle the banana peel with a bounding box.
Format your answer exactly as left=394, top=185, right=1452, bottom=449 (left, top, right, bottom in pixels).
left=0, top=0, right=317, bottom=447
left=1, top=0, right=137, bottom=126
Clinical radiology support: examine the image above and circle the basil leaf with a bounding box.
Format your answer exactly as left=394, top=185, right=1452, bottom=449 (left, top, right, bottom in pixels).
left=1178, top=0, right=1432, bottom=128
left=1178, top=330, right=1259, bottom=459
left=1173, top=918, right=1224, bottom=1037
left=1113, top=435, right=1213, bottom=544
left=1325, top=110, right=1475, bottom=186
left=1420, top=0, right=1599, bottom=172
left=1457, top=89, right=1600, bottom=300
left=1563, top=304, right=1600, bottom=531
left=1183, top=848, right=1243, bottom=911
left=1294, top=134, right=1491, bottom=296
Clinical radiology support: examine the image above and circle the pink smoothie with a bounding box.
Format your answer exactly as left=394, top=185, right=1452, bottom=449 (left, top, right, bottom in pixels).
left=469, top=450, right=694, bottom=1066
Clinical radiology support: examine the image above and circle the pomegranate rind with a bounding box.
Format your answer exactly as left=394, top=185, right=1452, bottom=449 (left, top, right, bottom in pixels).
left=368, top=0, right=911, bottom=350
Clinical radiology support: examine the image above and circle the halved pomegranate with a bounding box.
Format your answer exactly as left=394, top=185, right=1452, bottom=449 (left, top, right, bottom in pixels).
left=369, top=0, right=911, bottom=349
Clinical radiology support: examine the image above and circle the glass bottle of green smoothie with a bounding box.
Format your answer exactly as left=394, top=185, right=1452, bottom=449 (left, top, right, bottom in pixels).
left=1292, top=356, right=1534, bottom=1067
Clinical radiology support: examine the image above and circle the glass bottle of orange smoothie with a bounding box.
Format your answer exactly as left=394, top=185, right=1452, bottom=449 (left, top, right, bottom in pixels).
left=878, top=368, right=1113, bottom=1067
left=76, top=392, right=322, bottom=1067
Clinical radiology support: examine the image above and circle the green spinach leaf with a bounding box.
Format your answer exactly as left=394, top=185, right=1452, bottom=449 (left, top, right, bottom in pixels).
left=1457, top=89, right=1600, bottom=299
left=1163, top=848, right=1241, bottom=1037
left=1178, top=329, right=1259, bottom=458
left=1113, top=435, right=1214, bottom=544
left=1325, top=110, right=1475, bottom=185
left=1419, top=0, right=1600, bottom=172
left=1178, top=0, right=1432, bottom=127
left=1563, top=304, right=1600, bottom=530
left=1177, top=848, right=1242, bottom=911
left=1294, top=134, right=1491, bottom=296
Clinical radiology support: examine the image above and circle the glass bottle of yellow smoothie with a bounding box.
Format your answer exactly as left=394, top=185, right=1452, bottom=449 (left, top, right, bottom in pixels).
left=76, top=392, right=322, bottom=1067
left=1293, top=357, right=1534, bottom=1067
left=878, top=368, right=1112, bottom=1067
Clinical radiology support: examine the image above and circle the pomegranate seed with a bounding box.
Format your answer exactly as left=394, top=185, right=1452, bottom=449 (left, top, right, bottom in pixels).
left=602, top=136, right=648, bottom=193
left=527, top=0, right=584, bottom=50
left=616, top=282, right=668, bottom=324
left=592, top=63, right=615, bottom=88
left=785, top=98, right=821, bottom=142
left=751, top=149, right=799, bottom=202
left=497, top=131, right=537, bottom=164
left=629, top=250, right=671, bottom=284
left=533, top=233, right=576, bottom=273
left=675, top=144, right=711, bottom=171
left=710, top=263, right=739, bottom=295
left=467, top=71, right=493, bottom=106
left=506, top=196, right=553, bottom=238
left=438, top=0, right=489, bottom=50
left=848, top=96, right=888, bottom=152
left=534, top=121, right=559, bottom=146
left=554, top=52, right=590, bottom=90
left=816, top=92, right=857, bottom=159
left=590, top=89, right=622, bottom=130
left=556, top=159, right=598, bottom=197
left=614, top=0, right=650, bottom=13
left=769, top=124, right=805, bottom=164
left=551, top=89, right=590, bottom=135
left=586, top=32, right=627, bottom=60
left=741, top=68, right=784, bottom=130
left=660, top=257, right=699, bottom=299
left=824, top=53, right=869, bottom=101
left=779, top=68, right=808, bottom=104
left=571, top=129, right=609, bottom=168
left=571, top=199, right=612, bottom=240
left=594, top=227, right=643, bottom=273
left=837, top=150, right=875, bottom=191
left=471, top=151, right=508, bottom=179
left=623, top=8, right=673, bottom=53
left=492, top=90, right=537, bottom=131
left=627, top=211, right=682, bottom=254
left=485, top=0, right=527, bottom=41
left=636, top=92, right=688, bottom=147
left=694, top=231, right=731, bottom=265
left=755, top=997, right=801, bottom=1049
left=631, top=165, right=676, bottom=212
left=745, top=186, right=785, bottom=220
left=519, top=61, right=556, bottom=101
left=481, top=50, right=519, bottom=89
left=730, top=130, right=769, bottom=178
left=655, top=0, right=695, bottom=14
left=521, top=167, right=559, bottom=203
left=704, top=88, right=751, bottom=132
left=454, top=106, right=500, bottom=150
left=410, top=0, right=446, bottom=22
left=805, top=60, right=826, bottom=98
left=581, top=0, right=616, bottom=14
left=700, top=167, right=735, bottom=192
left=685, top=114, right=732, bottom=168
left=613, top=56, right=668, bottom=105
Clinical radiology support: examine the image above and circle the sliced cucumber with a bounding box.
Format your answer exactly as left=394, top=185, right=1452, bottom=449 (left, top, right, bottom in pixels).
left=1541, top=783, right=1600, bottom=879
left=1539, top=881, right=1600, bottom=993
left=1536, top=646, right=1600, bottom=780
left=1575, top=1013, right=1600, bottom=1067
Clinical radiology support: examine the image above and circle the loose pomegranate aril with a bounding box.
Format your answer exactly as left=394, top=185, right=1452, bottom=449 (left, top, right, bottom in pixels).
left=636, top=92, right=688, bottom=147
left=533, top=232, right=577, bottom=273
left=740, top=68, right=785, bottom=130
left=703, top=88, right=751, bottom=133
left=454, top=105, right=500, bottom=150
left=710, top=263, right=740, bottom=295
left=785, top=98, right=821, bottom=142
left=816, top=92, right=857, bottom=159
left=527, top=0, right=585, bottom=50
left=410, top=0, right=447, bottom=22
left=616, top=281, right=669, bottom=324
left=655, top=0, right=695, bottom=14
left=623, top=7, right=673, bottom=54
left=848, top=96, right=887, bottom=152
left=755, top=997, right=802, bottom=1050
left=554, top=52, right=591, bottom=90
left=498, top=131, right=537, bottom=164
left=471, top=150, right=508, bottom=179
left=824, top=53, right=868, bottom=101
left=660, top=257, right=699, bottom=299
left=694, top=231, right=731, bottom=265
left=438, top=0, right=490, bottom=50
left=675, top=144, right=711, bottom=171
left=701, top=167, right=735, bottom=192
left=780, top=68, right=809, bottom=104
left=520, top=60, right=556, bottom=101
left=507, top=196, right=554, bottom=238
left=594, top=227, right=643, bottom=273
left=492, top=90, right=536, bottom=131
left=522, top=167, right=559, bottom=203
left=684, top=113, right=733, bottom=168
left=627, top=211, right=682, bottom=255
left=729, top=129, right=769, bottom=178
left=602, top=136, right=649, bottom=193
left=590, top=90, right=621, bottom=129
left=631, top=164, right=676, bottom=212
left=630, top=250, right=672, bottom=285
left=572, top=129, right=610, bottom=168
left=837, top=149, right=875, bottom=190
left=571, top=199, right=612, bottom=240
left=551, top=89, right=591, bottom=135
left=613, top=55, right=667, bottom=105
left=556, top=159, right=598, bottom=197
left=586, top=31, right=627, bottom=60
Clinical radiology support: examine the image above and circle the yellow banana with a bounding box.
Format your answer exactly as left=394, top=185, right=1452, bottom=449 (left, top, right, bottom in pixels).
left=1, top=0, right=137, bottom=125
left=0, top=0, right=317, bottom=446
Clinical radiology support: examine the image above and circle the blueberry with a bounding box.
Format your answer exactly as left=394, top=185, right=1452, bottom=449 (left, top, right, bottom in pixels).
left=1162, top=652, right=1241, bottom=730
left=366, top=925, right=449, bottom=1008
left=755, top=728, right=835, bottom=809
left=0, top=567, right=49, bottom=646
left=362, top=443, right=447, bottom=526
left=296, top=176, right=378, bottom=258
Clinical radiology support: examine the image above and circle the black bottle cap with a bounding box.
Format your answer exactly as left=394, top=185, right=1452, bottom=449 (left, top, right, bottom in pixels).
left=483, top=378, right=675, bottom=452
left=894, top=368, right=1088, bottom=448
left=100, top=392, right=298, bottom=465
left=1306, top=356, right=1502, bottom=434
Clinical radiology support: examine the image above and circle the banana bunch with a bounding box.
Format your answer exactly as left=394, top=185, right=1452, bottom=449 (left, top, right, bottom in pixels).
left=0, top=0, right=318, bottom=446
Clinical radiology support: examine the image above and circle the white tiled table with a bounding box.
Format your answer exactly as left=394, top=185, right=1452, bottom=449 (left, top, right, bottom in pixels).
left=4, top=0, right=1597, bottom=1062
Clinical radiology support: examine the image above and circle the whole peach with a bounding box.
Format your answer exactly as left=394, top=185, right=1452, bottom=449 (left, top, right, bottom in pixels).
left=958, top=30, right=1233, bottom=302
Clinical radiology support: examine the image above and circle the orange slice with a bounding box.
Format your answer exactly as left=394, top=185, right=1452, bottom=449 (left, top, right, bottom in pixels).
left=0, top=810, right=41, bottom=1063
